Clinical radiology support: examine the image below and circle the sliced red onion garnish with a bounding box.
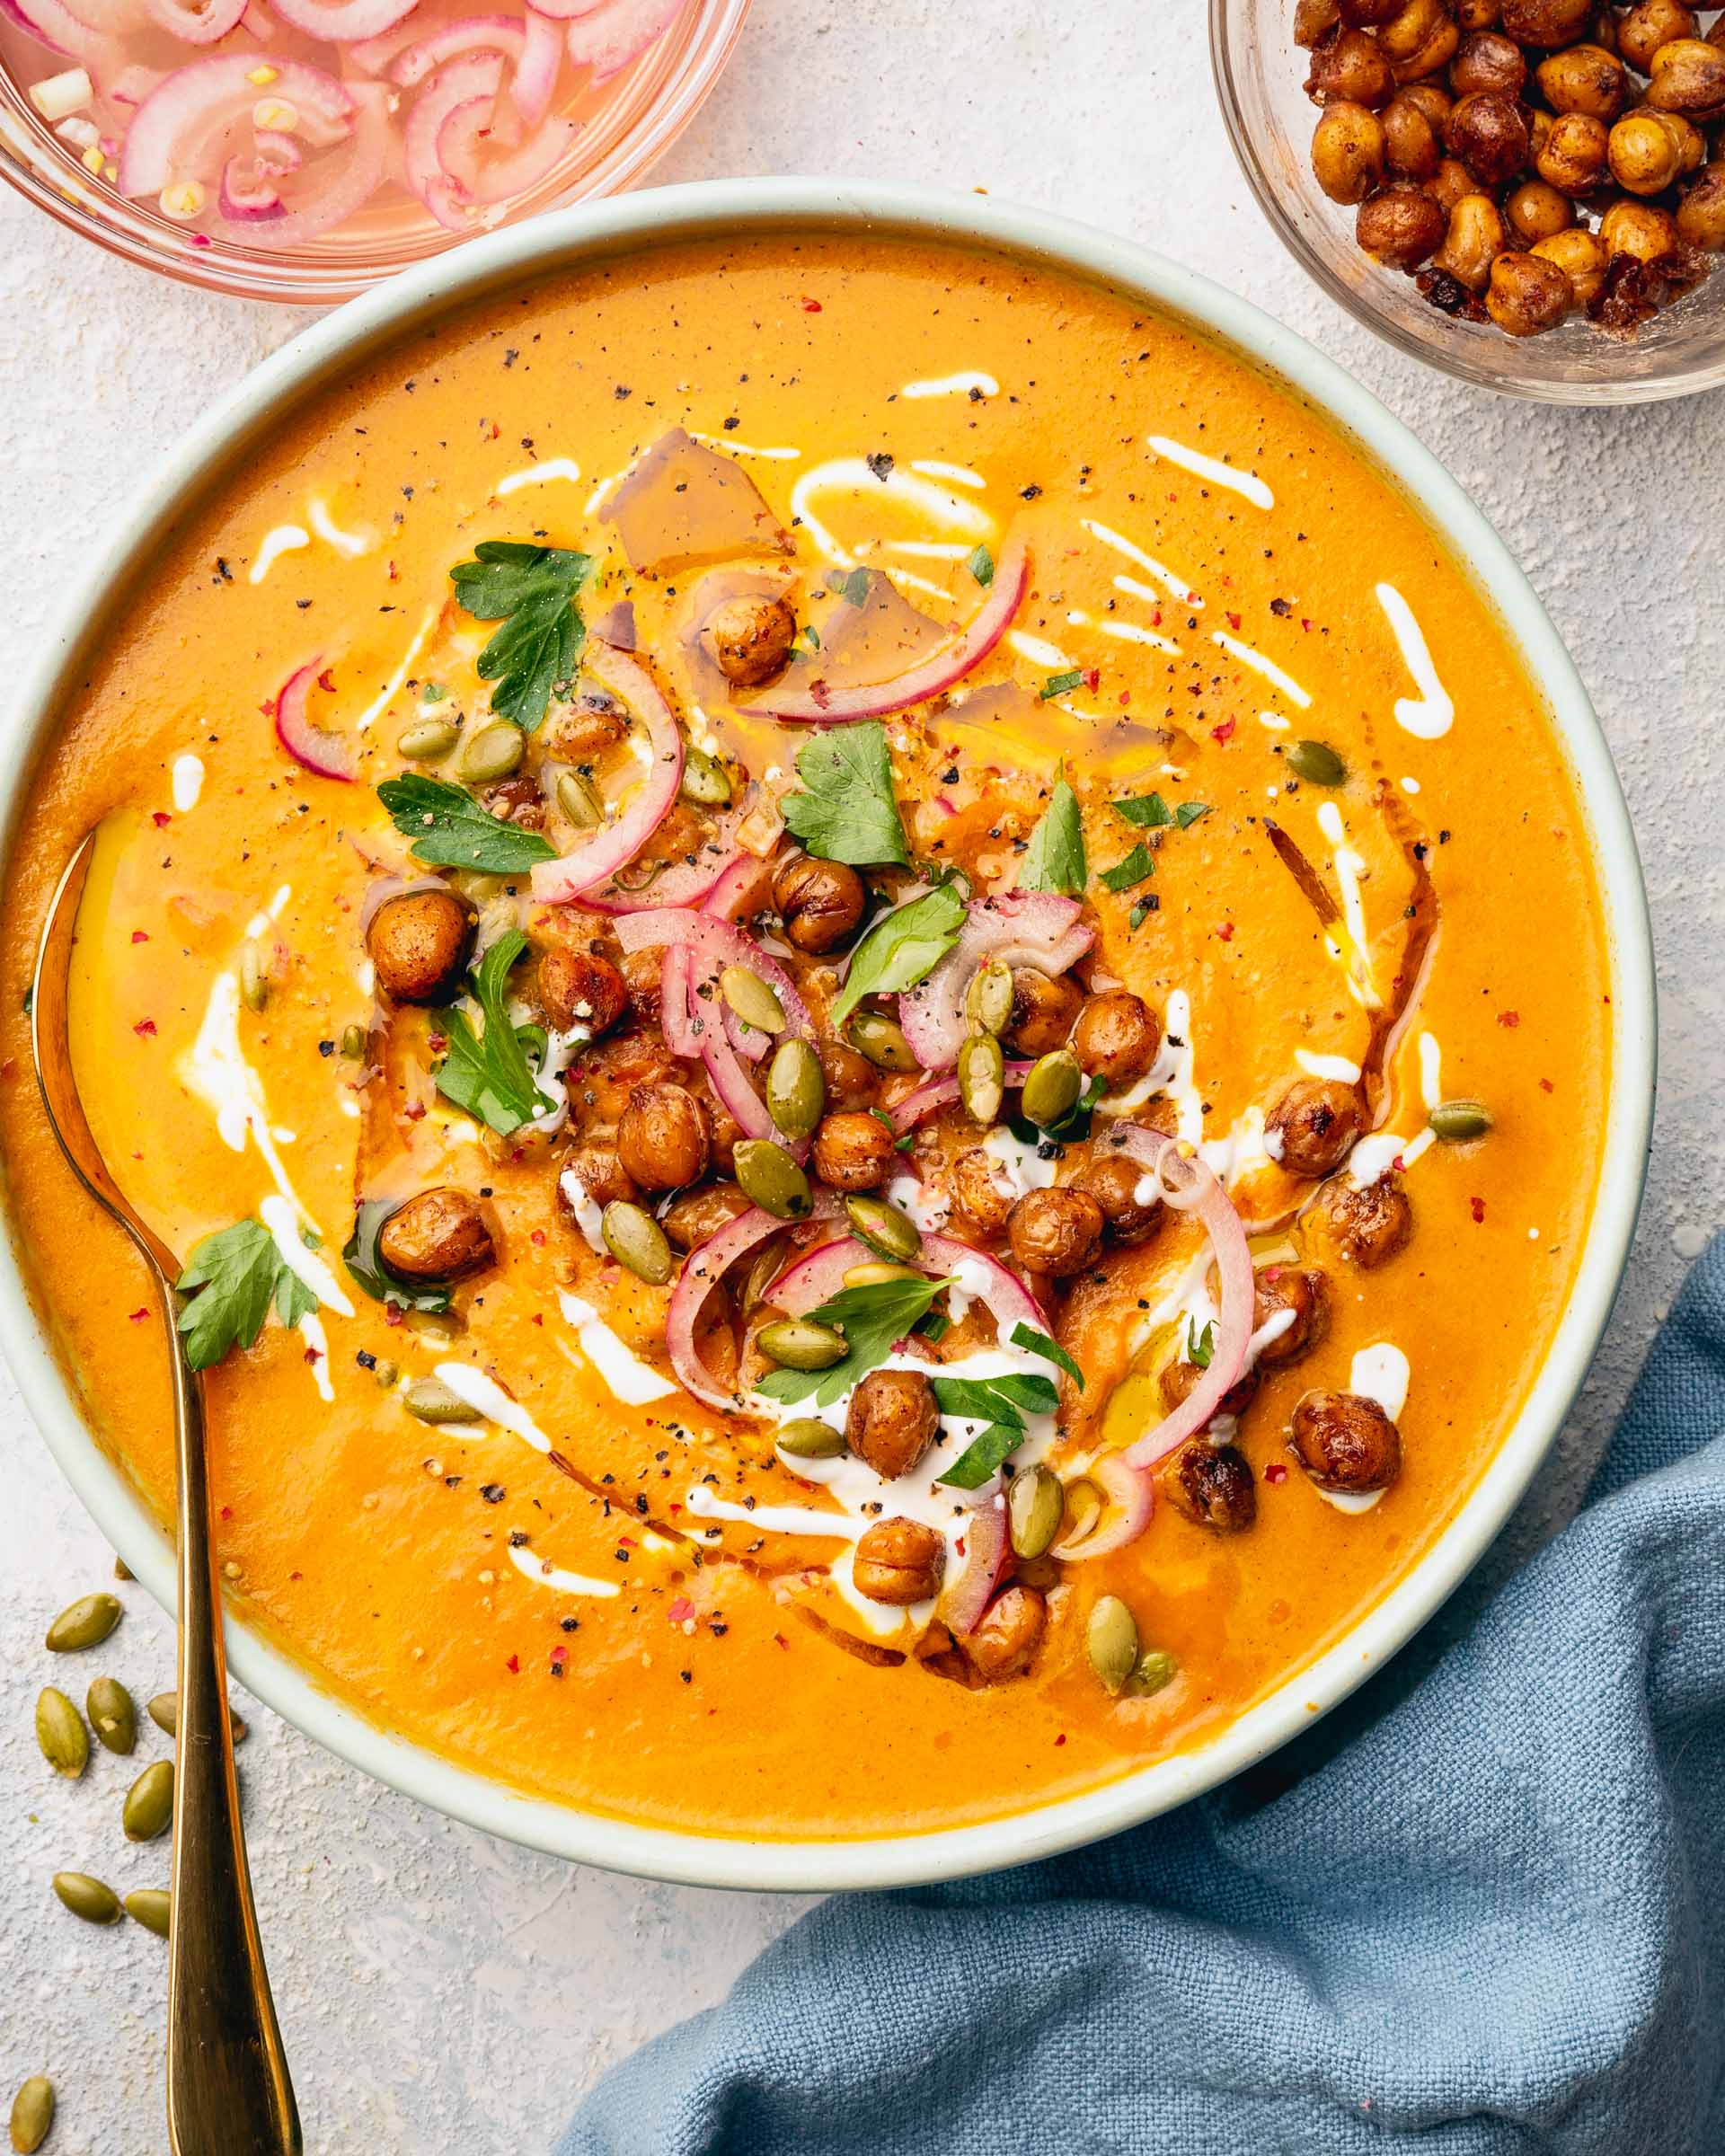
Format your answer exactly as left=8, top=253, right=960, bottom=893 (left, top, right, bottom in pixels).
left=898, top=892, right=1092, bottom=1071
left=564, top=0, right=678, bottom=75
left=587, top=596, right=636, bottom=650
left=402, top=49, right=500, bottom=227
left=387, top=13, right=521, bottom=83
left=518, top=0, right=606, bottom=17
left=137, top=0, right=243, bottom=43
left=438, top=98, right=576, bottom=206
left=918, top=1230, right=1048, bottom=1338
left=206, top=80, right=388, bottom=246
left=886, top=1062, right=1034, bottom=1135
left=270, top=0, right=418, bottom=40
left=529, top=643, right=684, bottom=905
left=700, top=844, right=774, bottom=926
left=119, top=54, right=352, bottom=194
left=3, top=0, right=121, bottom=66
left=219, top=149, right=284, bottom=217
left=666, top=1203, right=785, bottom=1412
left=579, top=796, right=750, bottom=916
left=759, top=1236, right=869, bottom=1316
left=942, top=1502, right=1009, bottom=1636
left=659, top=943, right=699, bottom=1057
left=273, top=658, right=358, bottom=782
left=1051, top=1450, right=1154, bottom=1561
left=503, top=2, right=564, bottom=130
left=745, top=536, right=1030, bottom=724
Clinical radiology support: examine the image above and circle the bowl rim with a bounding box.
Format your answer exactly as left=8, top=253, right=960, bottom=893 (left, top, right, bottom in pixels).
left=0, top=175, right=1655, bottom=1893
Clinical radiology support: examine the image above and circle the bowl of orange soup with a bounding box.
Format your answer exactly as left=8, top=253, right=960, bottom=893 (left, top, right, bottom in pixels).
left=0, top=180, right=1652, bottom=1890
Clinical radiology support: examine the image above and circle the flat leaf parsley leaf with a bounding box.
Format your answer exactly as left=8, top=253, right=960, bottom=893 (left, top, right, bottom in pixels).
left=342, top=1198, right=452, bottom=1317
left=1100, top=842, right=1154, bottom=895
left=1010, top=1321, right=1085, bottom=1389
left=376, top=774, right=556, bottom=873
left=433, top=928, right=556, bottom=1135
left=1017, top=769, right=1087, bottom=897
left=175, top=1220, right=316, bottom=1374
left=780, top=720, right=910, bottom=869
left=449, top=541, right=592, bottom=732
left=829, top=881, right=967, bottom=1026
left=933, top=1371, right=1060, bottom=1489
left=756, top=1274, right=951, bottom=1410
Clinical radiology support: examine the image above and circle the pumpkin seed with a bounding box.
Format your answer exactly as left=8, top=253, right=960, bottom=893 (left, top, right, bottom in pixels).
left=846, top=1012, right=918, bottom=1072
left=144, top=1693, right=245, bottom=1745
left=44, top=1592, right=121, bottom=1654
left=555, top=769, right=603, bottom=829
left=733, top=1139, right=813, bottom=1221
left=1286, top=738, right=1348, bottom=787
left=958, top=1030, right=1005, bottom=1125
left=601, top=1201, right=673, bottom=1286
left=1429, top=1097, right=1492, bottom=1142
left=397, top=716, right=459, bottom=763
left=402, top=1377, right=473, bottom=1426
left=765, top=1038, right=825, bottom=1141
left=123, top=1758, right=174, bottom=1843
left=373, top=1360, right=399, bottom=1391
left=1087, top=1595, right=1140, bottom=1694
left=740, top=1238, right=790, bottom=1312
left=124, top=1887, right=172, bottom=1940
left=844, top=1193, right=922, bottom=1262
left=841, top=1260, right=924, bottom=1287
left=84, top=1677, right=136, bottom=1757
left=458, top=720, right=524, bottom=783
left=240, top=945, right=270, bottom=1013
left=52, top=1871, right=120, bottom=1925
left=720, top=964, right=786, bottom=1037
left=964, top=959, right=1014, bottom=1038
left=112, top=1555, right=134, bottom=1581
left=8, top=2076, right=53, bottom=2154
left=1008, top=1464, right=1065, bottom=1560
left=679, top=741, right=734, bottom=807
left=34, top=1688, right=87, bottom=1780
left=340, top=1022, right=369, bottom=1061
left=1133, top=1648, right=1179, bottom=1697
left=775, top=1418, right=846, bottom=1460
left=1021, top=1048, right=1083, bottom=1130
left=756, top=1319, right=847, bottom=1372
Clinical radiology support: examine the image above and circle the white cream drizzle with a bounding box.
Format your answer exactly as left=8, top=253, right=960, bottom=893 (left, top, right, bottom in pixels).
left=1066, top=607, right=1180, bottom=657
left=431, top=1363, right=552, bottom=1453
left=909, top=458, right=986, bottom=490
left=354, top=607, right=438, bottom=735
left=558, top=1168, right=607, bottom=1257
left=1295, top=1049, right=1362, bottom=1084
left=1314, top=1343, right=1411, bottom=1515
left=582, top=473, right=619, bottom=518
left=171, top=754, right=204, bottom=812
left=1083, top=517, right=1204, bottom=606
left=1315, top=800, right=1380, bottom=1011
left=888, top=1172, right=951, bottom=1233
left=249, top=524, right=309, bottom=584
left=1418, top=1031, right=1443, bottom=1111
left=900, top=370, right=999, bottom=399
left=1147, top=435, right=1274, bottom=510
left=556, top=1290, right=675, bottom=1406
left=688, top=431, right=800, bottom=460
left=307, top=497, right=373, bottom=558
left=1008, top=631, right=1072, bottom=669
left=1210, top=630, right=1312, bottom=710
left=258, top=1195, right=354, bottom=1318
left=494, top=456, right=582, bottom=496
left=182, top=970, right=309, bottom=1224
left=297, top=1312, right=333, bottom=1402
left=1375, top=584, right=1455, bottom=740
left=508, top=1542, right=621, bottom=1600
left=789, top=457, right=992, bottom=567
left=888, top=540, right=975, bottom=560
left=981, top=1124, right=1057, bottom=1197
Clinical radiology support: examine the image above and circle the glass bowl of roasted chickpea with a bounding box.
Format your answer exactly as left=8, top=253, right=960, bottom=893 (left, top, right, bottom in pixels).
left=1212, top=0, right=1725, bottom=401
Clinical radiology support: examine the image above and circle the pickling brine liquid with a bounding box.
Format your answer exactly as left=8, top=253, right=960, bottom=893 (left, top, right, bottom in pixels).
left=0, top=0, right=712, bottom=262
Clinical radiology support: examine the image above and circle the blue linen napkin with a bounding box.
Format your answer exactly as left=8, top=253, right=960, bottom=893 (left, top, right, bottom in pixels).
left=561, top=1236, right=1725, bottom=2155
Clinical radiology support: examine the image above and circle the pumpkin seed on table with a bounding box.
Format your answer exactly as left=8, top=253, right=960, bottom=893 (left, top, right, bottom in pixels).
left=756, top=1318, right=846, bottom=1372
left=1021, top=1048, right=1083, bottom=1130
left=146, top=1692, right=246, bottom=1745
left=52, top=1871, right=121, bottom=1925
left=844, top=1193, right=921, bottom=1262
left=679, top=741, right=733, bottom=806
left=458, top=720, right=524, bottom=782
left=1286, top=738, right=1348, bottom=787
left=34, top=1689, right=88, bottom=1780
left=1429, top=1098, right=1492, bottom=1142
left=846, top=1012, right=917, bottom=1073
left=112, top=1555, right=134, bottom=1581
left=958, top=1030, right=1004, bottom=1124
left=720, top=964, right=786, bottom=1036
left=765, top=1038, right=825, bottom=1141
left=601, top=1200, right=673, bottom=1286
left=123, top=1759, right=174, bottom=1843
left=44, top=1592, right=121, bottom=1654
left=1008, top=1464, right=1065, bottom=1560
left=397, top=716, right=459, bottom=762
left=555, top=769, right=603, bottom=828
left=733, top=1139, right=812, bottom=1221
left=1087, top=1595, right=1141, bottom=1694
left=124, top=1887, right=172, bottom=1940
left=965, top=959, right=1013, bottom=1038
left=402, top=1377, right=473, bottom=1426
left=86, top=1675, right=137, bottom=1756
left=8, top=2076, right=53, bottom=2155
left=775, top=1418, right=846, bottom=1460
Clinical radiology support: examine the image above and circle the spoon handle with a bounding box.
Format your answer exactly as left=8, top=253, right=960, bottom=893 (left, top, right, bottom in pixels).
left=165, top=1336, right=301, bottom=2156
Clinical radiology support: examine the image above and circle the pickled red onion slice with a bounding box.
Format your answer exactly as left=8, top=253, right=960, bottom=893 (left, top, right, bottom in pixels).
left=503, top=3, right=563, bottom=130
left=528, top=643, right=684, bottom=904
left=885, top=1064, right=1034, bottom=1135
left=1050, top=1449, right=1154, bottom=1561
left=578, top=791, right=757, bottom=916
left=269, top=0, right=418, bottom=40
left=119, top=55, right=352, bottom=195
left=401, top=49, right=500, bottom=227
left=666, top=1197, right=837, bottom=1413
left=438, top=100, right=576, bottom=206
left=942, top=1503, right=1009, bottom=1635
left=388, top=13, right=524, bottom=84
left=206, top=82, right=388, bottom=246
left=2, top=0, right=122, bottom=67
left=565, top=0, right=681, bottom=79
left=898, top=892, right=1092, bottom=1072
left=272, top=658, right=358, bottom=782
left=137, top=0, right=244, bottom=44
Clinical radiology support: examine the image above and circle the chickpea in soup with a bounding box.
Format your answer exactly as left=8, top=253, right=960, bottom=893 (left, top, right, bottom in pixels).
left=0, top=234, right=1611, bottom=1841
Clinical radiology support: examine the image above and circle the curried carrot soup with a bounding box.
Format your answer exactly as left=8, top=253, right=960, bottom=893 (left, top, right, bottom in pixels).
left=0, top=234, right=1611, bottom=1841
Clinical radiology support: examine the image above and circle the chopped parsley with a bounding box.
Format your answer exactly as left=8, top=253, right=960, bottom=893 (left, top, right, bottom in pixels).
left=829, top=881, right=967, bottom=1026
left=1017, top=769, right=1087, bottom=897
left=433, top=929, right=557, bottom=1135
left=376, top=773, right=556, bottom=872
left=933, top=1371, right=1060, bottom=1488
left=1186, top=1317, right=1215, bottom=1369
left=448, top=540, right=592, bottom=731
left=836, top=565, right=871, bottom=607
left=1112, top=790, right=1212, bottom=832
left=780, top=719, right=909, bottom=869
left=1010, top=1322, right=1085, bottom=1389
left=175, top=1220, right=316, bottom=1374
left=756, top=1274, right=951, bottom=1409
left=967, top=543, right=995, bottom=588
left=1039, top=668, right=1084, bottom=701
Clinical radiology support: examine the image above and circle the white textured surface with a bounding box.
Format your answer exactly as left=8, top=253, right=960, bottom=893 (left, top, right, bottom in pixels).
left=1, top=0, right=1721, bottom=2145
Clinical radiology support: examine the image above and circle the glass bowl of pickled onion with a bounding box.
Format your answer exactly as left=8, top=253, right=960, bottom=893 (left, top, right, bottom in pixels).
left=0, top=0, right=751, bottom=302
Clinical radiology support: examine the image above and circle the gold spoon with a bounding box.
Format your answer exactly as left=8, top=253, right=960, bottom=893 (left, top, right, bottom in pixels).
left=32, top=830, right=301, bottom=2156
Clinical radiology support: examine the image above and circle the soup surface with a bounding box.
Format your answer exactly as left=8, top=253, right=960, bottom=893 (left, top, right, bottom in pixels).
left=0, top=234, right=1611, bottom=1841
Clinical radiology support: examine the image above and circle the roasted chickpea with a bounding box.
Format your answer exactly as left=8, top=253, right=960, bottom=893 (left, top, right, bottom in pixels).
left=1393, top=12, right=1461, bottom=77
left=1003, top=968, right=1085, bottom=1057
left=1446, top=89, right=1534, bottom=182
left=1384, top=87, right=1448, bottom=175
left=1676, top=161, right=1725, bottom=246
left=616, top=1082, right=711, bottom=1191
left=1425, top=153, right=1481, bottom=208
left=565, top=1031, right=684, bottom=1127
left=1535, top=40, right=1626, bottom=117
left=1267, top=1077, right=1367, bottom=1176
left=1339, top=0, right=1401, bottom=21
left=1071, top=1150, right=1164, bottom=1245
left=1532, top=223, right=1610, bottom=299
left=1598, top=194, right=1680, bottom=255
left=1485, top=246, right=1576, bottom=329
left=1610, top=106, right=1686, bottom=189
left=852, top=1516, right=945, bottom=1604
left=562, top=1141, right=639, bottom=1214
left=845, top=1368, right=940, bottom=1480
left=1450, top=29, right=1527, bottom=93
left=1499, top=0, right=1594, bottom=42
left=1313, top=100, right=1391, bottom=200
left=376, top=1188, right=494, bottom=1282
left=1295, top=0, right=1342, bottom=45
left=1615, top=0, right=1696, bottom=74
left=811, top=1110, right=896, bottom=1192
left=1159, top=1357, right=1260, bottom=1420
left=367, top=888, right=474, bottom=1005
left=1505, top=176, right=1578, bottom=241
left=703, top=594, right=798, bottom=688
left=1537, top=109, right=1612, bottom=190
left=478, top=773, right=546, bottom=831
left=661, top=1181, right=753, bottom=1252
left=1069, top=990, right=1162, bottom=1086
left=818, top=1038, right=878, bottom=1113
left=1647, top=38, right=1725, bottom=121
left=1358, top=180, right=1451, bottom=262
left=704, top=1097, right=744, bottom=1180
left=538, top=947, right=628, bottom=1038
left=1305, top=22, right=1397, bottom=105
left=1310, top=1175, right=1415, bottom=1266
left=616, top=945, right=663, bottom=1027
left=1377, top=0, right=1448, bottom=66
left=1289, top=1390, right=1403, bottom=1492
left=1161, top=1441, right=1258, bottom=1533
left=1456, top=0, right=1501, bottom=24
left=1252, top=1266, right=1331, bottom=1367
left=963, top=1584, right=1048, bottom=1681
left=950, top=1148, right=1016, bottom=1236
left=772, top=854, right=866, bottom=955
left=1433, top=190, right=1509, bottom=285
left=1006, top=1187, right=1105, bottom=1277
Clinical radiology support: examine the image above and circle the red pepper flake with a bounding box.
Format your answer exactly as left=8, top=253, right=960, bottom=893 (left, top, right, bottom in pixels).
left=1216, top=921, right=1234, bottom=942
left=316, top=667, right=337, bottom=694
left=427, top=1033, right=447, bottom=1055
left=1054, top=1733, right=1067, bottom=1746
left=668, top=1595, right=694, bottom=1625
left=773, top=1630, right=790, bottom=1649
left=403, top=1101, right=426, bottom=1121
left=1392, top=1153, right=1406, bottom=1173
left=801, top=296, right=822, bottom=313
left=505, top=1654, right=520, bottom=1674
left=220, top=1505, right=232, bottom=1519
left=384, top=1303, right=404, bottom=1327
left=132, top=1018, right=157, bottom=1038
left=531, top=1311, right=544, bottom=1326
left=530, top=1228, right=546, bottom=1247
left=303, top=1345, right=322, bottom=1366
left=386, top=560, right=400, bottom=582
left=1119, top=690, right=1131, bottom=707
left=151, top=811, right=172, bottom=828
left=1264, top=1462, right=1289, bottom=1484
left=616, top=1534, right=636, bottom=1548
left=1226, top=611, right=1242, bottom=632
left=1210, top=718, right=1236, bottom=746
left=1084, top=667, right=1101, bottom=693
left=1498, top=1011, right=1519, bottom=1029
left=131, top=930, right=149, bottom=944
left=1301, top=617, right=1313, bottom=632
left=128, top=1307, right=149, bottom=1323
left=1470, top=1197, right=1487, bottom=1224
left=1539, top=1077, right=1554, bottom=1093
